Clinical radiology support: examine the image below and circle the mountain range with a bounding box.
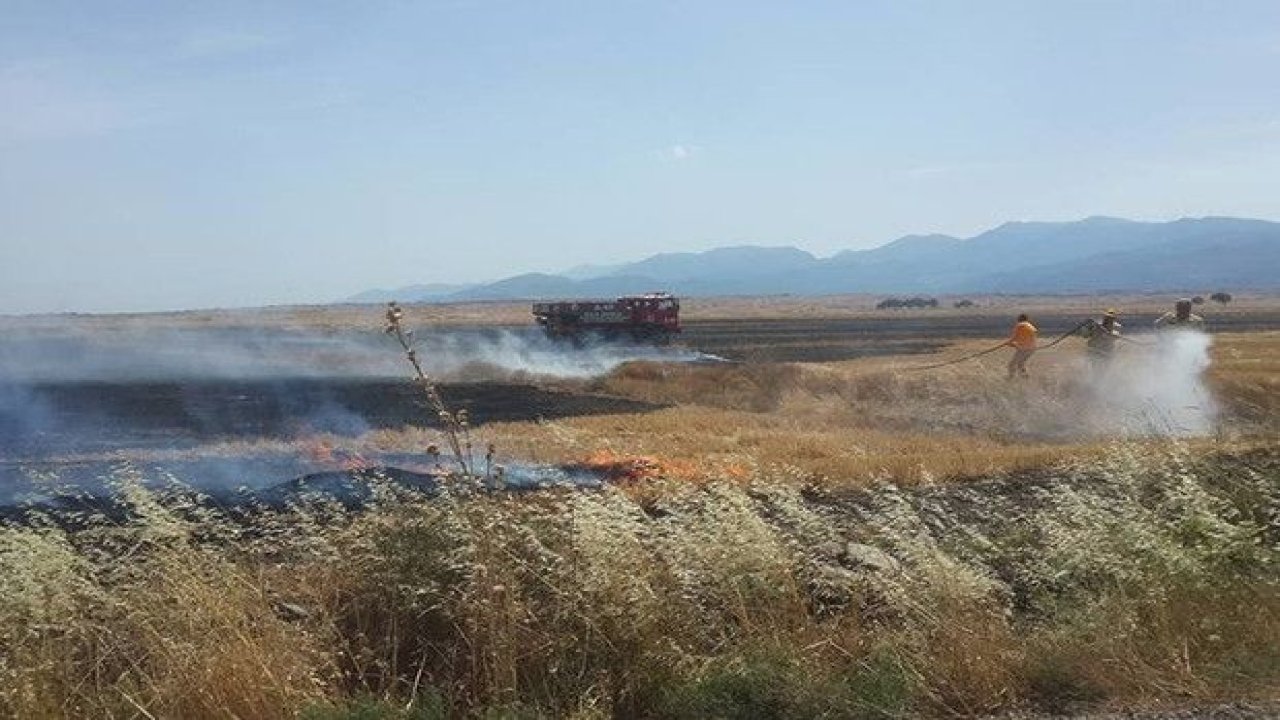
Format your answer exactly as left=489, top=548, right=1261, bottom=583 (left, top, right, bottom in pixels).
left=345, top=216, right=1280, bottom=303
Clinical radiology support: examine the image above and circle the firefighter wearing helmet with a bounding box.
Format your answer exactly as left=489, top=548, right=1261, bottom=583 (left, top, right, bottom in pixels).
left=1076, top=308, right=1122, bottom=371
left=1154, top=298, right=1205, bottom=332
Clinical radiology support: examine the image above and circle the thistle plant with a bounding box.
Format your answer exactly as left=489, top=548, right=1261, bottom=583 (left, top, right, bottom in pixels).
left=384, top=301, right=474, bottom=477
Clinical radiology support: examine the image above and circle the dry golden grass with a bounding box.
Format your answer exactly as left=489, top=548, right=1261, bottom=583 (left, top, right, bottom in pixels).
left=453, top=331, right=1279, bottom=487
left=4, top=415, right=1278, bottom=718
left=1208, top=331, right=1280, bottom=425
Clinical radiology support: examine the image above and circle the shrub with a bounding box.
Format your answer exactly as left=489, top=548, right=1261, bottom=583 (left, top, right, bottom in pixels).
left=876, top=296, right=939, bottom=310
left=655, top=650, right=913, bottom=720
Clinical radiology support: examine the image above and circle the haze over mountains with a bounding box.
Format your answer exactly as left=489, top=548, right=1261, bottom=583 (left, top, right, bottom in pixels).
left=348, top=217, right=1280, bottom=303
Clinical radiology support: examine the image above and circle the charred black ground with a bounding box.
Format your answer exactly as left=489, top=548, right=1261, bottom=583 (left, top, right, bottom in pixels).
left=680, top=310, right=1276, bottom=362
left=0, top=378, right=663, bottom=458
left=3, top=312, right=1276, bottom=511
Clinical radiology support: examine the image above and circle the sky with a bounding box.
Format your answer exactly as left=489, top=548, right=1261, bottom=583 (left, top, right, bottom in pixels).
left=2, top=1, right=1279, bottom=314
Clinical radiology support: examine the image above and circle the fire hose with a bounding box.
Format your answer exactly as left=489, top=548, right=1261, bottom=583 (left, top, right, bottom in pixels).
left=906, top=319, right=1092, bottom=371
left=1058, top=320, right=1157, bottom=348
left=1035, top=319, right=1092, bottom=350
left=906, top=340, right=1017, bottom=371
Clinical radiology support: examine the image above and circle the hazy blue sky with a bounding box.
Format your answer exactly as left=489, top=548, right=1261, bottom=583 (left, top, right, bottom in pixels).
left=2, top=1, right=1278, bottom=313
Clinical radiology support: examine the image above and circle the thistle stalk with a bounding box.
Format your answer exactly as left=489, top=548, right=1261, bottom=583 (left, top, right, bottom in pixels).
left=384, top=301, right=473, bottom=477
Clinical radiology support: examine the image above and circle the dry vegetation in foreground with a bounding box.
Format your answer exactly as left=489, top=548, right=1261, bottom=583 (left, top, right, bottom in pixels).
left=2, top=444, right=1277, bottom=719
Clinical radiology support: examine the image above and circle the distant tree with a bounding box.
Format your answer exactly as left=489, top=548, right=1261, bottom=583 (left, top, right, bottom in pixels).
left=1191, top=296, right=1205, bottom=305
left=953, top=299, right=975, bottom=308
left=877, top=296, right=940, bottom=310
left=1210, top=292, right=1233, bottom=305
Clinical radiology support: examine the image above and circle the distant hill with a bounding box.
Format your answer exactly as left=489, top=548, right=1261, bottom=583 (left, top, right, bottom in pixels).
left=982, top=219, right=1280, bottom=292
left=447, top=273, right=662, bottom=301
left=607, top=246, right=819, bottom=284
left=345, top=283, right=471, bottom=303
left=344, top=216, right=1280, bottom=302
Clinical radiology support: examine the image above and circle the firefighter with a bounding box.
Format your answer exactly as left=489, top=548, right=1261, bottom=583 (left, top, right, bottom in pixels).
left=1077, top=309, right=1122, bottom=372
left=1154, top=298, right=1205, bottom=331
left=1004, top=313, right=1037, bottom=378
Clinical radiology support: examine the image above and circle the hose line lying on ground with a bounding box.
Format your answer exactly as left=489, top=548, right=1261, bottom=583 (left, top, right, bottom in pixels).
left=906, top=319, right=1091, bottom=372
left=907, top=320, right=1164, bottom=372
left=906, top=340, right=1013, bottom=371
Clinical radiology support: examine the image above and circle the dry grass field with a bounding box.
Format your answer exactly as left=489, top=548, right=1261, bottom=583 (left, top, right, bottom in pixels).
left=463, top=330, right=1278, bottom=487
left=1, top=297, right=1277, bottom=719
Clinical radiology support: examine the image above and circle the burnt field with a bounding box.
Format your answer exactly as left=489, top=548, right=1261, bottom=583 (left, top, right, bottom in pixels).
left=0, top=313, right=1049, bottom=458
left=0, top=319, right=685, bottom=503
left=680, top=308, right=1280, bottom=362
left=0, top=378, right=661, bottom=507
left=3, top=308, right=1277, bottom=454
left=0, top=379, right=662, bottom=458
left=2, top=305, right=1277, bottom=506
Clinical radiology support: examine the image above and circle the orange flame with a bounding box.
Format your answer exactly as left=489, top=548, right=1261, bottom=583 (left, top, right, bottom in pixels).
left=569, top=449, right=748, bottom=483
left=305, top=439, right=369, bottom=471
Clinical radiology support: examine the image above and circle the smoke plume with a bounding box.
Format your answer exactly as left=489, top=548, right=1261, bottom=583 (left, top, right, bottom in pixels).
left=1079, top=329, right=1217, bottom=437
left=0, top=324, right=720, bottom=383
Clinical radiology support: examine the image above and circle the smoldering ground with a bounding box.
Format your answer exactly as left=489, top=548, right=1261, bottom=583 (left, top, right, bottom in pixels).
left=0, top=322, right=702, bottom=499
left=0, top=321, right=715, bottom=445
left=0, top=314, right=1228, bottom=512
left=852, top=329, right=1222, bottom=442
left=0, top=325, right=708, bottom=510
left=0, top=323, right=721, bottom=383
left=1078, top=329, right=1217, bottom=437
left=1017, top=329, right=1219, bottom=439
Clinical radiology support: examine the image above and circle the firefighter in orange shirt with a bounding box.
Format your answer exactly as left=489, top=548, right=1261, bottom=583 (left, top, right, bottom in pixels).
left=1005, top=314, right=1038, bottom=378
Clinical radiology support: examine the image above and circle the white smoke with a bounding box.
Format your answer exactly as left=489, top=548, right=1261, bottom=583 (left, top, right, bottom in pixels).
left=0, top=324, right=721, bottom=383
left=417, top=330, right=719, bottom=379
left=1079, top=330, right=1217, bottom=437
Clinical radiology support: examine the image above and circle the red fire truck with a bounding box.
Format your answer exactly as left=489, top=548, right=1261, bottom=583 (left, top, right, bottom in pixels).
left=532, top=293, right=681, bottom=343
